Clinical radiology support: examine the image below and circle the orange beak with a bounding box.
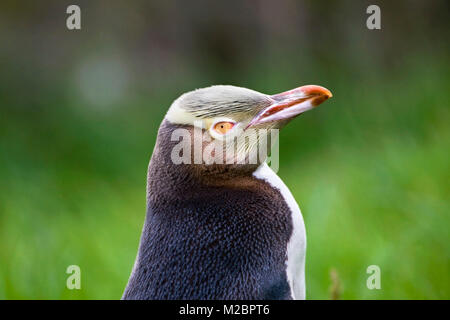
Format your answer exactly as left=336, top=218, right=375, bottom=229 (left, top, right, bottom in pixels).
left=247, top=85, right=332, bottom=128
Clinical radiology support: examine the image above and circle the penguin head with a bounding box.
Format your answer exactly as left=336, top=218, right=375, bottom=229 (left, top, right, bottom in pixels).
left=161, top=85, right=332, bottom=174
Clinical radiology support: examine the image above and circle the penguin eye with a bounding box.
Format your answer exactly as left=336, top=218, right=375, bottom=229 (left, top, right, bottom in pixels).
left=213, top=121, right=235, bottom=135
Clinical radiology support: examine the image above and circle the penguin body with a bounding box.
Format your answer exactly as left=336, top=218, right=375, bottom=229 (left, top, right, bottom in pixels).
left=122, top=85, right=332, bottom=300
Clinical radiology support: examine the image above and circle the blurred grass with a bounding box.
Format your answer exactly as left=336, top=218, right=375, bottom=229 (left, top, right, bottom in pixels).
left=0, top=52, right=448, bottom=299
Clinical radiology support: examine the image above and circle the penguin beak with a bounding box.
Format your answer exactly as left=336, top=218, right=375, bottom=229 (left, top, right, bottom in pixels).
left=246, top=85, right=332, bottom=128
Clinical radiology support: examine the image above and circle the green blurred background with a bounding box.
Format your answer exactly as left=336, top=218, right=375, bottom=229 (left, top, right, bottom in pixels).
left=0, top=0, right=448, bottom=299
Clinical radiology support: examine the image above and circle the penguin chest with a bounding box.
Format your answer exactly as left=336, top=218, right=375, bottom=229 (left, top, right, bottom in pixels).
left=253, top=163, right=307, bottom=300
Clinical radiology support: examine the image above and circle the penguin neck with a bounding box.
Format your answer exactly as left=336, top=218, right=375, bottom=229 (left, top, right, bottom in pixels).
left=146, top=120, right=261, bottom=203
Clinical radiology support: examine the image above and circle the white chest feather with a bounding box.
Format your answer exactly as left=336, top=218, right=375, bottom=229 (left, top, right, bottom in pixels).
left=253, top=163, right=307, bottom=300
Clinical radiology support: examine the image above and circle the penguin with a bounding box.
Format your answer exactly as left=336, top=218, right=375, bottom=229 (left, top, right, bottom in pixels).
left=122, top=84, right=332, bottom=300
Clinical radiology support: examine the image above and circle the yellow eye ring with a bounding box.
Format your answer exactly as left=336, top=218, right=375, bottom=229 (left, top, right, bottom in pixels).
left=213, top=121, right=235, bottom=134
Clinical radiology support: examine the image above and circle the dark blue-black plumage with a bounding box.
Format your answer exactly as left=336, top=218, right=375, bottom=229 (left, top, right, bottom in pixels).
left=122, top=121, right=294, bottom=300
